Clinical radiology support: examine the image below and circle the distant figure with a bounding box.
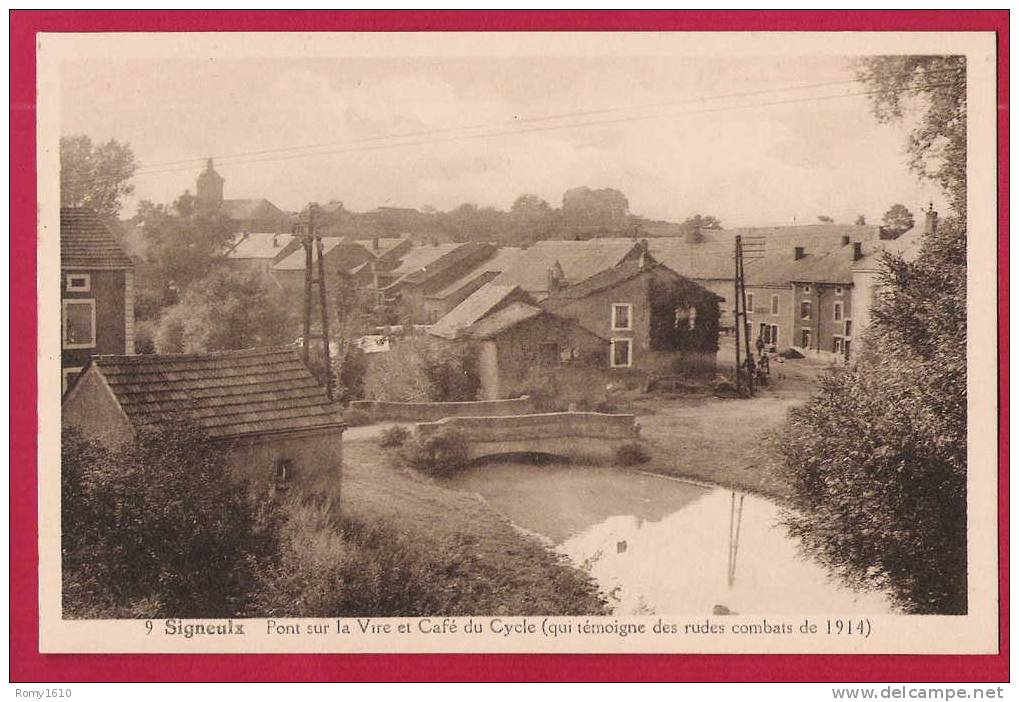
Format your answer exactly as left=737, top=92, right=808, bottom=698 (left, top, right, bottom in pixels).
left=755, top=336, right=765, bottom=355
left=759, top=351, right=771, bottom=376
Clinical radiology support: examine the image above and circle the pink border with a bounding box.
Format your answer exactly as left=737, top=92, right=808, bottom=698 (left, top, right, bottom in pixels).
left=10, top=10, right=1008, bottom=682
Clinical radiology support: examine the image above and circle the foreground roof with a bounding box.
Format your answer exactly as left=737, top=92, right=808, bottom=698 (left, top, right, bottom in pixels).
left=88, top=347, right=344, bottom=439
left=61, top=208, right=134, bottom=270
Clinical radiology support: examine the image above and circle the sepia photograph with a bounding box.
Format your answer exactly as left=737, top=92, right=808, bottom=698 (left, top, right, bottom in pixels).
left=26, top=24, right=1001, bottom=662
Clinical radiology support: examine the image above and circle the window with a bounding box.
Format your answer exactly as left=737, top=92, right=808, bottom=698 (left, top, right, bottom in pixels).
left=62, top=367, right=83, bottom=394
left=800, top=301, right=812, bottom=320
left=611, top=303, right=632, bottom=331
left=771, top=294, right=779, bottom=315
left=610, top=338, right=632, bottom=368
left=66, top=273, right=91, bottom=292
left=800, top=328, right=812, bottom=349
left=835, top=286, right=844, bottom=296
left=770, top=324, right=779, bottom=347
left=746, top=293, right=754, bottom=313
left=844, top=319, right=853, bottom=337
left=273, top=458, right=293, bottom=489
left=832, top=336, right=844, bottom=355
left=833, top=301, right=843, bottom=321
left=62, top=299, right=96, bottom=349
left=674, top=306, right=697, bottom=330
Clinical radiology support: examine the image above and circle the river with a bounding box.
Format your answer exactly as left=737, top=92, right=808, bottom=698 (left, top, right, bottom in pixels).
left=446, top=462, right=893, bottom=616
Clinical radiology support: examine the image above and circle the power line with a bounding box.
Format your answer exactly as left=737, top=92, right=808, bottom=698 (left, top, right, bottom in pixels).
left=60, top=74, right=962, bottom=188
left=114, top=64, right=965, bottom=173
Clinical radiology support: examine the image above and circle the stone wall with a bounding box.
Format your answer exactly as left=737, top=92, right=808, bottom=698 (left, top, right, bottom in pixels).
left=349, top=395, right=535, bottom=422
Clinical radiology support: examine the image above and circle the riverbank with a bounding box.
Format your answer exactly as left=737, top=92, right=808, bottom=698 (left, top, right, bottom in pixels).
left=627, top=355, right=829, bottom=502
left=338, top=440, right=609, bottom=615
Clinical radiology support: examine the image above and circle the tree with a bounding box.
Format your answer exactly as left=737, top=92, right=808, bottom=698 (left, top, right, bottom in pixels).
left=856, top=56, right=966, bottom=216
left=882, top=203, right=916, bottom=235
left=60, top=135, right=137, bottom=220
left=561, top=187, right=629, bottom=235
left=155, top=267, right=296, bottom=353
left=817, top=215, right=834, bottom=223
left=136, top=191, right=236, bottom=304
left=855, top=215, right=867, bottom=225
left=509, top=194, right=557, bottom=243
left=62, top=422, right=278, bottom=617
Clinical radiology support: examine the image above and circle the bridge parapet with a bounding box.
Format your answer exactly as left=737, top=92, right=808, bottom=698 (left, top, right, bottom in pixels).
left=415, top=412, right=639, bottom=462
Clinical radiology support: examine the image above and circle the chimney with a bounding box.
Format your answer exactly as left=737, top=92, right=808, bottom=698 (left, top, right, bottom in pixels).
left=853, top=242, right=864, bottom=261
left=923, top=204, right=938, bottom=236
left=547, top=260, right=565, bottom=294
left=272, top=233, right=279, bottom=248
left=638, top=238, right=650, bottom=269
left=794, top=246, right=806, bottom=261
left=841, top=235, right=851, bottom=247
left=372, top=237, right=380, bottom=251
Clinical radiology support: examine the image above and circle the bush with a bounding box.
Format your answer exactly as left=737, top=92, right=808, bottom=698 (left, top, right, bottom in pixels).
left=342, top=407, right=372, bottom=427
left=779, top=221, right=967, bottom=614
left=61, top=422, right=278, bottom=618
left=403, top=427, right=470, bottom=477
left=363, top=335, right=479, bottom=402
left=378, top=424, right=410, bottom=448
left=614, top=441, right=650, bottom=466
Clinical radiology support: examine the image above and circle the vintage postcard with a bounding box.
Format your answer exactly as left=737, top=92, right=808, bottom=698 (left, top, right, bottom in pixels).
left=34, top=27, right=1000, bottom=658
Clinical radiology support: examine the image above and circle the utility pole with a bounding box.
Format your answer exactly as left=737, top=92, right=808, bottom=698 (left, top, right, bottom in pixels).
left=733, top=237, right=743, bottom=395
left=733, top=235, right=764, bottom=396
left=295, top=203, right=334, bottom=400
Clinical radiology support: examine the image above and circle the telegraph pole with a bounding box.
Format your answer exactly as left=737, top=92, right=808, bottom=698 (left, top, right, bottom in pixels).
left=733, top=234, right=764, bottom=396
left=296, top=203, right=334, bottom=400
left=733, top=237, right=742, bottom=395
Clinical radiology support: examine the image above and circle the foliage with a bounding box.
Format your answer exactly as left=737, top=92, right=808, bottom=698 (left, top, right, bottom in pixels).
left=61, top=423, right=278, bottom=618
left=648, top=278, right=720, bottom=353
left=134, top=192, right=237, bottom=304
left=155, top=267, right=296, bottom=353
left=561, top=186, right=630, bottom=236
left=882, top=203, right=916, bottom=235
left=335, top=344, right=368, bottom=404
left=614, top=441, right=650, bottom=466
left=855, top=215, right=867, bottom=225
left=60, top=135, right=137, bottom=220
left=403, top=427, right=470, bottom=477
left=817, top=215, right=834, bottom=223
left=363, top=336, right=479, bottom=403
left=378, top=425, right=411, bottom=448
left=341, top=407, right=372, bottom=427
left=779, top=220, right=967, bottom=614
left=856, top=56, right=967, bottom=216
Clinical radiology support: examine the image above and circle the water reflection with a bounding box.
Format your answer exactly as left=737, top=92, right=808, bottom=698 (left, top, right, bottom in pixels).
left=447, top=462, right=892, bottom=615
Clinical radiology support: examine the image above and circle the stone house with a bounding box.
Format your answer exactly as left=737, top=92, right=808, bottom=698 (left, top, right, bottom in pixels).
left=541, top=254, right=721, bottom=375
left=61, top=347, right=345, bottom=489
left=60, top=208, right=135, bottom=393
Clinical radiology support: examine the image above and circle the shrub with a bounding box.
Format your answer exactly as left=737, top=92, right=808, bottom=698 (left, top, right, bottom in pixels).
left=403, top=427, right=470, bottom=477
left=378, top=424, right=411, bottom=448
left=363, top=335, right=479, bottom=402
left=342, top=407, right=372, bottom=427
left=614, top=441, right=650, bottom=466
left=61, top=422, right=278, bottom=618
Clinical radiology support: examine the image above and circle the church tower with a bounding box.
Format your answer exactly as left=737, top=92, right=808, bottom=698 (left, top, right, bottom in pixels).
left=196, top=158, right=224, bottom=209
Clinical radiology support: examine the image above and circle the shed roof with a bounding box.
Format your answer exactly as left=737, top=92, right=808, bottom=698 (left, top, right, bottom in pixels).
left=398, top=242, right=497, bottom=287
left=462, top=301, right=545, bottom=339
left=427, top=283, right=529, bottom=339
left=425, top=246, right=522, bottom=300
left=86, top=347, right=344, bottom=440
left=61, top=208, right=134, bottom=270
left=380, top=243, right=462, bottom=286
left=226, top=232, right=296, bottom=260
left=272, top=239, right=344, bottom=271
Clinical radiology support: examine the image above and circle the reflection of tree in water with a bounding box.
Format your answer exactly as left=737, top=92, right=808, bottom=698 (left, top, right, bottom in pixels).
left=727, top=491, right=745, bottom=588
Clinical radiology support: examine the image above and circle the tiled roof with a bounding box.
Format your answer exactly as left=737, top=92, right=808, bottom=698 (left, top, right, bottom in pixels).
left=353, top=237, right=411, bottom=260
left=424, top=246, right=522, bottom=300
left=273, top=239, right=344, bottom=271
left=221, top=198, right=284, bottom=221
left=745, top=245, right=860, bottom=287
left=852, top=228, right=923, bottom=270
left=428, top=283, right=531, bottom=339
left=90, top=347, right=344, bottom=439
left=491, top=239, right=642, bottom=296
left=226, top=232, right=296, bottom=260
left=380, top=243, right=462, bottom=286
left=61, top=208, right=134, bottom=270
left=461, top=302, right=545, bottom=339
left=399, top=242, right=497, bottom=287
left=544, top=259, right=677, bottom=300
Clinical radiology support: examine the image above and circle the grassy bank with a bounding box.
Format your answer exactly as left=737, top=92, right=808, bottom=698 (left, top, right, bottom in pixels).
left=334, top=440, right=608, bottom=615
left=627, top=357, right=829, bottom=502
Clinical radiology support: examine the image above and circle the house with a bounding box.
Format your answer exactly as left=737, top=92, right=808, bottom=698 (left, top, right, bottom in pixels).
left=60, top=208, right=136, bottom=393
left=427, top=284, right=608, bottom=400
left=541, top=253, right=721, bottom=376
left=422, top=246, right=522, bottom=324
left=490, top=238, right=647, bottom=298
left=195, top=159, right=291, bottom=232
left=223, top=231, right=298, bottom=276
left=270, top=236, right=411, bottom=300
left=61, top=347, right=345, bottom=488
left=851, top=209, right=931, bottom=356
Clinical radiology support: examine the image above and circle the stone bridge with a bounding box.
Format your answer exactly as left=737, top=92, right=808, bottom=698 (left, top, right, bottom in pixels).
left=415, top=411, right=640, bottom=463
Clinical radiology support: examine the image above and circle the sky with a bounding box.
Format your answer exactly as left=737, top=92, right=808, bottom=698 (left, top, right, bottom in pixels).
left=60, top=54, right=946, bottom=227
